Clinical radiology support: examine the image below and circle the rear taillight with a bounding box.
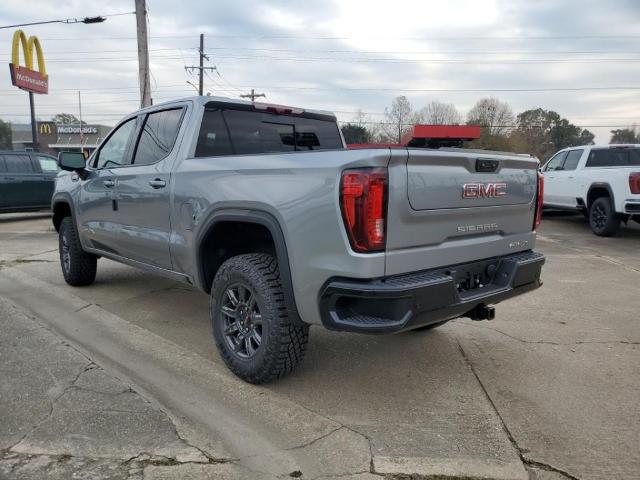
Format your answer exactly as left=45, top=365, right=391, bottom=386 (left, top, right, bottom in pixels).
left=340, top=168, right=388, bottom=252
left=534, top=172, right=544, bottom=230
left=629, top=172, right=640, bottom=194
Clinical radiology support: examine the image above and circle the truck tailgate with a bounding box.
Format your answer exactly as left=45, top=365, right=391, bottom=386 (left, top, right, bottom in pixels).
left=385, top=148, right=539, bottom=276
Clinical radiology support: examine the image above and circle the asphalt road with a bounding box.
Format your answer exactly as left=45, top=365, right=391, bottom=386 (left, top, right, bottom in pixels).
left=0, top=211, right=638, bottom=479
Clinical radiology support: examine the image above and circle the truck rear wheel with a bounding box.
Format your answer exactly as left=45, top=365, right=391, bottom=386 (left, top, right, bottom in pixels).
left=59, top=217, right=97, bottom=286
left=210, top=253, right=309, bottom=383
left=589, top=197, right=620, bottom=236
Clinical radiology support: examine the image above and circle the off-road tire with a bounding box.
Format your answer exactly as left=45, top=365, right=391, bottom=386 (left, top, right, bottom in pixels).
left=59, top=216, right=97, bottom=286
left=210, top=253, right=309, bottom=384
left=589, top=197, right=620, bottom=237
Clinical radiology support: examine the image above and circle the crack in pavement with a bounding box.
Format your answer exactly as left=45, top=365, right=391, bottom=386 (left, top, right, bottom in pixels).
left=462, top=322, right=639, bottom=346
left=456, top=340, right=582, bottom=480
left=7, top=361, right=96, bottom=453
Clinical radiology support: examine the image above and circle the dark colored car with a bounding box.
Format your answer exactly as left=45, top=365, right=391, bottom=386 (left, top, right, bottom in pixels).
left=0, top=150, right=59, bottom=213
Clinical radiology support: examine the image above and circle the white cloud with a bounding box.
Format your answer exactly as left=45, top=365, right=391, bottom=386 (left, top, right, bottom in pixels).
left=0, top=0, right=638, bottom=144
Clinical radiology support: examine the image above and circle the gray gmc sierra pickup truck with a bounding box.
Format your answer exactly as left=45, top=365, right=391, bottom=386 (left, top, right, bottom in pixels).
left=52, top=96, right=545, bottom=383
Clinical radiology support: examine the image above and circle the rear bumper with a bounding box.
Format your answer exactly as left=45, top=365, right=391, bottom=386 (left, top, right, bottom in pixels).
left=319, top=250, right=545, bottom=333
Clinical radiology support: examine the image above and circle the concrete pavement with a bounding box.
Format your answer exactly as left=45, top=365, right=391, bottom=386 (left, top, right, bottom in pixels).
left=0, top=211, right=638, bottom=479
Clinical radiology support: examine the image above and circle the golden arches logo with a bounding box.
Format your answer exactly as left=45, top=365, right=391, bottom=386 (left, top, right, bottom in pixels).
left=8, top=30, right=49, bottom=94
left=39, top=123, right=53, bottom=135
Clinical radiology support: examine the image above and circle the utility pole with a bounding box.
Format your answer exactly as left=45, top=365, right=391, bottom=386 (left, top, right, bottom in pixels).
left=78, top=90, right=84, bottom=154
left=135, top=0, right=152, bottom=107
left=184, top=33, right=216, bottom=96
left=240, top=89, right=266, bottom=103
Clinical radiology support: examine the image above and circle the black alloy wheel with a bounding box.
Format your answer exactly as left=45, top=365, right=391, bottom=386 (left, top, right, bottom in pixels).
left=220, top=283, right=263, bottom=359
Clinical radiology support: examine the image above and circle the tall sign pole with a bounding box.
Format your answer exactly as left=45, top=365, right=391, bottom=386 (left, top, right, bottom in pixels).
left=135, top=0, right=151, bottom=107
left=8, top=30, right=48, bottom=151
left=28, top=92, right=38, bottom=150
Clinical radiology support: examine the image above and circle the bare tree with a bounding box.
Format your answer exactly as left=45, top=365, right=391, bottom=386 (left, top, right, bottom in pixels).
left=382, top=96, right=413, bottom=143
left=416, top=101, right=462, bottom=125
left=466, top=97, right=514, bottom=136
left=352, top=109, right=368, bottom=128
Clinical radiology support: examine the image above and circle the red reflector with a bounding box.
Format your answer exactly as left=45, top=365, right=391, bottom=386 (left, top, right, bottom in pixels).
left=629, top=172, right=640, bottom=194
left=534, top=172, right=544, bottom=230
left=340, top=168, right=388, bottom=252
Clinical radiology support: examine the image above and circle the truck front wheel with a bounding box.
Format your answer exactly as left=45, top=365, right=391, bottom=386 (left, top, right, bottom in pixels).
left=210, top=253, right=309, bottom=383
left=58, top=217, right=97, bottom=286
left=589, top=197, right=620, bottom=236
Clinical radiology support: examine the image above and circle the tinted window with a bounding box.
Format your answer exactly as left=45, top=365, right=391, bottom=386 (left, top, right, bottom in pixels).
left=562, top=149, right=583, bottom=171
left=195, top=109, right=233, bottom=157
left=223, top=110, right=274, bottom=155
left=3, top=154, right=34, bottom=173
left=291, top=117, right=342, bottom=150
left=37, top=155, right=59, bottom=172
left=586, top=148, right=640, bottom=167
left=195, top=108, right=342, bottom=157
left=134, top=108, right=184, bottom=165
left=95, top=118, right=137, bottom=169
left=544, top=151, right=567, bottom=171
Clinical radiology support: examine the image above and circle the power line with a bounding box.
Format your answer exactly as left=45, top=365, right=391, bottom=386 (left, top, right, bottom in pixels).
left=0, top=11, right=133, bottom=29
left=1, top=85, right=640, bottom=96
left=32, top=33, right=640, bottom=42
left=3, top=47, right=638, bottom=56
left=3, top=49, right=640, bottom=65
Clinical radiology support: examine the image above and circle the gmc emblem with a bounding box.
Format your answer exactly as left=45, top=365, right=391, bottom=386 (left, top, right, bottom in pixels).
left=462, top=182, right=507, bottom=199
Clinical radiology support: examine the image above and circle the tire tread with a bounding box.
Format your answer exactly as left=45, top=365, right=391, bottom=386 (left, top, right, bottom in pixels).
left=211, top=253, right=308, bottom=383
left=59, top=217, right=97, bottom=286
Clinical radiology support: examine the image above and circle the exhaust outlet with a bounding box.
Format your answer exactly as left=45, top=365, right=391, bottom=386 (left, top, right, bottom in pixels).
left=468, top=304, right=495, bottom=321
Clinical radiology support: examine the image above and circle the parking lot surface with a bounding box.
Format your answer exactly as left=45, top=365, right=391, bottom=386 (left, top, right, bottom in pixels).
left=0, top=211, right=638, bottom=479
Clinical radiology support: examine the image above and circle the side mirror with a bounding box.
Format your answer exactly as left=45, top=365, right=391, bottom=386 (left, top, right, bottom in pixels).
left=58, top=151, right=86, bottom=172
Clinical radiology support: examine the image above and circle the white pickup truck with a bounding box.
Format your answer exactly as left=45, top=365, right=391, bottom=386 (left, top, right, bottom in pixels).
left=542, top=144, right=640, bottom=236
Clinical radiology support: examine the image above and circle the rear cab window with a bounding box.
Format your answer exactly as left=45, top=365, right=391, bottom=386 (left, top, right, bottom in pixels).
left=586, top=148, right=640, bottom=167
left=195, top=104, right=343, bottom=157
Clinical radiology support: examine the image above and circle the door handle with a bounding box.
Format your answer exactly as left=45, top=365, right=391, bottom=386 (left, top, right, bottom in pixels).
left=103, top=179, right=115, bottom=188
left=149, top=178, right=166, bottom=189
left=3, top=177, right=16, bottom=181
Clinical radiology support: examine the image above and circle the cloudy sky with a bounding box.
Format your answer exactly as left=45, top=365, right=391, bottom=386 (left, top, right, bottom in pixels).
left=1, top=0, right=639, bottom=142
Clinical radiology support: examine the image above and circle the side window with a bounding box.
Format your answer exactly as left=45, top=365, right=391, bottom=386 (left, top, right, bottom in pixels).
left=195, top=109, right=233, bottom=157
left=133, top=108, right=184, bottom=165
left=544, top=152, right=567, bottom=171
left=586, top=149, right=613, bottom=167
left=3, top=154, right=34, bottom=173
left=95, top=118, right=137, bottom=169
left=562, top=150, right=583, bottom=171
left=589, top=148, right=640, bottom=167
left=37, top=155, right=59, bottom=172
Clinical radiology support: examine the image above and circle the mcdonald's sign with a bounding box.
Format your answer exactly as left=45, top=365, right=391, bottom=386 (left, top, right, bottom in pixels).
left=8, top=30, right=48, bottom=94
left=39, top=123, right=54, bottom=135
